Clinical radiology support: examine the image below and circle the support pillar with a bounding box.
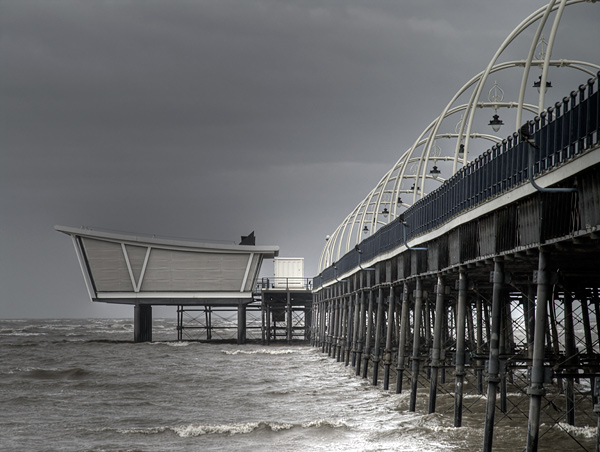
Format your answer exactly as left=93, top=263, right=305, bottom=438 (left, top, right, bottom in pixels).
left=526, top=249, right=550, bottom=452
left=336, top=296, right=344, bottom=361
left=563, top=291, right=576, bottom=426
left=266, top=302, right=272, bottom=345
left=352, top=290, right=360, bottom=367
left=383, top=286, right=396, bottom=390
left=363, top=286, right=374, bottom=379
left=134, top=304, right=152, bottom=342
left=454, top=270, right=467, bottom=427
left=345, top=295, right=353, bottom=366
left=409, top=278, right=424, bottom=412
left=286, top=291, right=292, bottom=344
left=476, top=296, right=484, bottom=394
left=483, top=256, right=505, bottom=452
left=237, top=302, right=247, bottom=345
left=372, top=286, right=384, bottom=386
left=429, top=275, right=445, bottom=414
left=356, top=289, right=366, bottom=376
left=396, top=283, right=409, bottom=393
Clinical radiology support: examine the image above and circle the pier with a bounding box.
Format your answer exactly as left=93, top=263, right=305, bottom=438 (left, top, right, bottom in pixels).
left=311, top=3, right=600, bottom=449
left=311, top=82, right=599, bottom=450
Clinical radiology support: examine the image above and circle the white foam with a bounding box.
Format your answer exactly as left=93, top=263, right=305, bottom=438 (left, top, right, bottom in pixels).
left=222, top=349, right=296, bottom=355
left=554, top=422, right=597, bottom=439
left=172, top=421, right=294, bottom=437
left=109, top=419, right=347, bottom=438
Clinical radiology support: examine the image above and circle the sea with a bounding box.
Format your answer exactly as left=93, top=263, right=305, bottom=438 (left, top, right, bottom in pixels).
left=1, top=318, right=597, bottom=452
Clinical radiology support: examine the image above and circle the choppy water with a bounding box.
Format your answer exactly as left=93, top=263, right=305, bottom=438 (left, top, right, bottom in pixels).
left=1, top=319, right=596, bottom=452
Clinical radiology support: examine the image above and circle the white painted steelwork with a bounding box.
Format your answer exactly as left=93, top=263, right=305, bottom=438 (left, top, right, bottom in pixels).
left=56, top=225, right=279, bottom=303
left=319, top=0, right=600, bottom=272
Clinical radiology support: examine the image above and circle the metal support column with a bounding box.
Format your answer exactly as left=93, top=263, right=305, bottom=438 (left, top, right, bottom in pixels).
left=352, top=289, right=360, bottom=367
left=454, top=270, right=468, bottom=427
left=134, top=304, right=152, bottom=343
left=526, top=249, right=550, bottom=452
left=476, top=296, right=484, bottom=394
left=345, top=294, right=353, bottom=366
left=372, top=285, right=384, bottom=386
left=483, top=256, right=505, bottom=452
left=237, top=302, right=246, bottom=345
left=383, top=286, right=396, bottom=390
left=356, top=288, right=366, bottom=377
left=410, top=278, right=424, bottom=412
left=429, top=275, right=445, bottom=414
left=563, top=291, right=576, bottom=426
left=286, top=291, right=292, bottom=344
left=396, top=283, right=409, bottom=393
left=363, top=277, right=374, bottom=379
left=337, top=296, right=344, bottom=361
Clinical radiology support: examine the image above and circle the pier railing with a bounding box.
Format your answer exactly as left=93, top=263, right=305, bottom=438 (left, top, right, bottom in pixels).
left=257, top=277, right=313, bottom=291
left=315, top=73, right=599, bottom=288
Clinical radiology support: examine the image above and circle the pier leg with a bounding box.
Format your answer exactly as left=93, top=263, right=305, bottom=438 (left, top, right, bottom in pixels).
left=238, top=303, right=246, bottom=345
left=396, top=283, right=409, bottom=393
left=261, top=299, right=266, bottom=344
left=363, top=289, right=374, bottom=379
left=266, top=303, right=272, bottom=345
left=305, top=304, right=312, bottom=342
left=328, top=298, right=336, bottom=357
left=409, top=278, right=424, bottom=412
left=134, top=304, right=152, bottom=343
left=207, top=306, right=213, bottom=340
left=454, top=270, right=467, bottom=427
left=482, top=257, right=504, bottom=452
left=372, top=287, right=384, bottom=386
left=429, top=276, right=445, bottom=414
left=563, top=291, right=576, bottom=426
left=579, top=293, right=597, bottom=405
left=352, top=292, right=360, bottom=367
left=384, top=288, right=396, bottom=390
left=425, top=297, right=432, bottom=379
left=287, top=291, right=292, bottom=344
left=526, top=250, right=550, bottom=452
left=594, top=376, right=600, bottom=452
left=177, top=305, right=182, bottom=342
left=356, top=291, right=365, bottom=376
left=337, top=297, right=344, bottom=361
left=476, top=297, right=484, bottom=394
left=345, top=296, right=353, bottom=366
left=525, top=283, right=536, bottom=360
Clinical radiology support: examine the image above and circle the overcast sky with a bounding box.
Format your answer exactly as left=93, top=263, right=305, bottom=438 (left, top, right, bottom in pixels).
left=1, top=0, right=598, bottom=318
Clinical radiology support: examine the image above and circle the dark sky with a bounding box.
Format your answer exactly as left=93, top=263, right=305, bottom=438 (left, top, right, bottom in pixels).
left=1, top=0, right=598, bottom=318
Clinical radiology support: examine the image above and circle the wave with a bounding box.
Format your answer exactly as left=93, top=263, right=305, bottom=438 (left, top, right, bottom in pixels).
left=149, top=341, right=191, bottom=347
left=0, top=330, right=46, bottom=336
left=222, top=349, right=296, bottom=355
left=553, top=422, right=597, bottom=439
left=19, top=367, right=91, bottom=380
left=106, top=419, right=348, bottom=438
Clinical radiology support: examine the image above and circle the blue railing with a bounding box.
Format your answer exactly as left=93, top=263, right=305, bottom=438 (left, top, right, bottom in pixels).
left=315, top=74, right=600, bottom=288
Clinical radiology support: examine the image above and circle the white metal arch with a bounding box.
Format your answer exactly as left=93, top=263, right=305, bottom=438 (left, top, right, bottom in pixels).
left=318, top=0, right=599, bottom=272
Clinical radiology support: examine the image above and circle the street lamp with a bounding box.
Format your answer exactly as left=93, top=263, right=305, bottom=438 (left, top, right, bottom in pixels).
left=488, top=80, right=504, bottom=132
left=533, top=75, right=552, bottom=93
left=489, top=114, right=504, bottom=132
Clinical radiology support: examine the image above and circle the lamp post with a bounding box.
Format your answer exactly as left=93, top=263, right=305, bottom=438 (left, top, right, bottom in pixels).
left=488, top=81, right=504, bottom=132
